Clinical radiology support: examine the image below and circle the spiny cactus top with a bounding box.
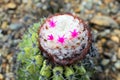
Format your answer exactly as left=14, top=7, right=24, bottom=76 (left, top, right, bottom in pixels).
left=38, top=14, right=92, bottom=65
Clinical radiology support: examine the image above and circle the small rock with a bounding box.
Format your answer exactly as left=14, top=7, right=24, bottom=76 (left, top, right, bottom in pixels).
left=34, top=0, right=39, bottom=3
left=13, top=39, right=21, bottom=45
left=113, top=29, right=120, bottom=38
left=2, top=35, right=9, bottom=42
left=97, top=46, right=103, bottom=54
left=98, top=29, right=110, bottom=37
left=106, top=40, right=116, bottom=49
left=0, top=55, right=2, bottom=65
left=3, top=0, right=10, bottom=3
left=104, top=0, right=113, bottom=4
left=7, top=54, right=13, bottom=63
left=22, top=0, right=28, bottom=3
left=23, top=15, right=35, bottom=22
left=101, top=59, right=110, bottom=66
left=91, top=15, right=119, bottom=28
left=0, top=30, right=3, bottom=38
left=0, top=74, right=4, bottom=80
left=109, top=2, right=119, bottom=13
left=0, top=49, right=9, bottom=57
left=8, top=10, right=15, bottom=14
left=9, top=23, right=23, bottom=30
left=111, top=36, right=119, bottom=43
left=74, top=7, right=80, bottom=13
left=114, top=60, right=120, bottom=69
left=15, top=0, right=22, bottom=4
left=117, top=48, right=120, bottom=59
left=104, top=52, right=113, bottom=58
left=101, top=38, right=106, bottom=43
left=6, top=72, right=14, bottom=78
left=0, top=0, right=4, bottom=4
left=111, top=54, right=117, bottom=62
left=1, top=21, right=8, bottom=30
left=36, top=3, right=43, bottom=8
left=115, top=16, right=120, bottom=25
left=42, top=5, right=47, bottom=10
left=82, top=0, right=93, bottom=10
left=6, top=64, right=10, bottom=73
left=6, top=2, right=17, bottom=10
left=116, top=73, right=120, bottom=80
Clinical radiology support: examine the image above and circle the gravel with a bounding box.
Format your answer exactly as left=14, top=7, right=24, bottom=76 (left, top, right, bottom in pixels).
left=0, top=0, right=120, bottom=80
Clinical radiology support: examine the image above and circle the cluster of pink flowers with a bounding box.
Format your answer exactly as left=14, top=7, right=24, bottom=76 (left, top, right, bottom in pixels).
left=49, top=19, right=56, bottom=28
left=47, top=19, right=79, bottom=44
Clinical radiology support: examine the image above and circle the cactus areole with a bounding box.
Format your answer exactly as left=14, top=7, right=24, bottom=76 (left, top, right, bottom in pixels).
left=38, top=14, right=92, bottom=65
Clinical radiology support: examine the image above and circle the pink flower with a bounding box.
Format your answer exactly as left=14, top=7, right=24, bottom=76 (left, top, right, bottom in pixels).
left=48, top=34, right=54, bottom=40
left=49, top=19, right=56, bottom=28
left=57, top=35, right=66, bottom=44
left=70, top=29, right=79, bottom=38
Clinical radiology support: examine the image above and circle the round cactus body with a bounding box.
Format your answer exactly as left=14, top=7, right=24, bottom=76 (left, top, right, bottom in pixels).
left=52, top=66, right=63, bottom=80
left=74, top=63, right=86, bottom=75
left=17, top=14, right=97, bottom=80
left=64, top=66, right=75, bottom=80
left=39, top=60, right=52, bottom=79
left=38, top=14, right=92, bottom=65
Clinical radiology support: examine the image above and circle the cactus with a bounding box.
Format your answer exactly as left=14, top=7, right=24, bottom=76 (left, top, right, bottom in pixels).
left=17, top=14, right=97, bottom=80
left=74, top=63, right=86, bottom=75
left=52, top=66, right=64, bottom=80
left=64, top=66, right=75, bottom=80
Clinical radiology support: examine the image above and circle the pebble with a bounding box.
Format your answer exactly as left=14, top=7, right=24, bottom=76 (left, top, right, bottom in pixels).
left=13, top=39, right=21, bottom=45
left=101, top=38, right=106, bottom=44
left=6, top=2, right=17, bottom=10
left=6, top=64, right=10, bottom=73
left=113, top=29, right=120, bottom=38
left=5, top=72, right=14, bottom=78
left=117, top=48, right=120, bottom=59
left=0, top=49, right=9, bottom=57
left=23, top=15, right=35, bottom=22
left=106, top=40, right=116, bottom=49
left=15, top=0, right=22, bottom=4
left=97, top=46, right=103, bottom=54
left=111, top=54, right=117, bottom=62
left=104, top=0, right=113, bottom=4
left=109, top=2, right=119, bottom=13
left=0, top=11, right=5, bottom=20
left=116, top=73, right=120, bottom=80
left=3, top=0, right=10, bottom=3
left=115, top=16, right=120, bottom=25
left=74, top=7, right=80, bottom=13
left=2, top=35, right=9, bottom=42
left=36, top=3, right=43, bottom=8
left=0, top=30, right=3, bottom=38
left=98, top=29, right=110, bottom=37
left=82, top=0, right=93, bottom=10
left=2, top=14, right=11, bottom=23
left=91, top=15, right=119, bottom=28
left=9, top=23, right=23, bottom=30
left=104, top=52, right=113, bottom=58
left=0, top=74, right=4, bottom=80
left=101, top=59, right=110, bottom=66
left=22, top=0, right=28, bottom=3
left=111, top=36, right=119, bottom=43
left=0, top=0, right=4, bottom=4
left=7, top=54, right=13, bottom=63
left=114, top=60, right=120, bottom=69
left=1, top=21, right=8, bottom=30
left=0, top=55, right=2, bottom=65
